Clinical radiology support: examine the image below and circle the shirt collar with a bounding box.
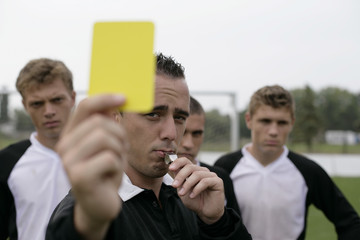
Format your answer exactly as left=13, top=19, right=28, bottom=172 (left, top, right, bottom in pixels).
left=30, top=132, right=59, bottom=157
left=242, top=143, right=289, bottom=169
left=118, top=173, right=174, bottom=202
left=195, top=158, right=201, bottom=166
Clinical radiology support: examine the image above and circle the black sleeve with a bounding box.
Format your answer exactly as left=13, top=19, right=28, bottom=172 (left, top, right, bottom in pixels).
left=201, top=162, right=241, bottom=216
left=198, top=208, right=252, bottom=240
left=312, top=168, right=360, bottom=239
left=0, top=183, right=11, bottom=240
left=214, top=150, right=243, bottom=174
left=46, top=192, right=118, bottom=240
left=0, top=140, right=31, bottom=240
left=46, top=192, right=83, bottom=240
left=289, top=151, right=360, bottom=239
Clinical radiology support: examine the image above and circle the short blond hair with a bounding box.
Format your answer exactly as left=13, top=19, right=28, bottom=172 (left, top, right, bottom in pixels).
left=16, top=58, right=73, bottom=97
left=248, top=85, right=295, bottom=119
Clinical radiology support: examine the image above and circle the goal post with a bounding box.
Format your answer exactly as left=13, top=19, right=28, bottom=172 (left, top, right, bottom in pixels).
left=0, top=89, right=240, bottom=154
left=190, top=91, right=239, bottom=152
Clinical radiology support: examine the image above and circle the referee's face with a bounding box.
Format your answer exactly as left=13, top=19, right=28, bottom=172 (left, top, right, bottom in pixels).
left=245, top=104, right=294, bottom=163
left=119, top=74, right=190, bottom=180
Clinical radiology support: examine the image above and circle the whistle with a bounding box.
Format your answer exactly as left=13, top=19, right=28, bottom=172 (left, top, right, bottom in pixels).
left=164, top=153, right=177, bottom=164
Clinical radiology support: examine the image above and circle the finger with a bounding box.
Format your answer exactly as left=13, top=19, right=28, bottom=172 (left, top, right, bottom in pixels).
left=57, top=115, right=127, bottom=161
left=69, top=150, right=125, bottom=191
left=168, top=157, right=190, bottom=185
left=177, top=170, right=217, bottom=197
left=71, top=150, right=125, bottom=221
left=63, top=94, right=126, bottom=136
left=169, top=157, right=207, bottom=187
left=62, top=131, right=127, bottom=172
left=188, top=174, right=223, bottom=199
left=168, top=156, right=192, bottom=172
left=172, top=163, right=209, bottom=188
left=63, top=132, right=127, bottom=171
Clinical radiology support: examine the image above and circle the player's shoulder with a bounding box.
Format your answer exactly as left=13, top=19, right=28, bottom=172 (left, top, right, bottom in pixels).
left=201, top=162, right=227, bottom=175
left=0, top=139, right=31, bottom=177
left=0, top=139, right=31, bottom=156
left=288, top=151, right=321, bottom=167
left=288, top=150, right=328, bottom=175
left=214, top=150, right=243, bottom=174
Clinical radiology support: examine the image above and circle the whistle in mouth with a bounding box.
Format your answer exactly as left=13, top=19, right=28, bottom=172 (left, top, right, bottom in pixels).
left=164, top=153, right=177, bottom=164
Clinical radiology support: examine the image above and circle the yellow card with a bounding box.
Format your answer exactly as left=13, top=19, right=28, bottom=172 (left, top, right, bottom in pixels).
left=88, top=21, right=155, bottom=112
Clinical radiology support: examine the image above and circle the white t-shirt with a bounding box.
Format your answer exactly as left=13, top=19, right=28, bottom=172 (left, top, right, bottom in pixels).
left=231, top=144, right=308, bottom=240
left=8, top=132, right=70, bottom=240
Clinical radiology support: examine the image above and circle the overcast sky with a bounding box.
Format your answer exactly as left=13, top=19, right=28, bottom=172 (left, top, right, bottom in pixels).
left=1, top=0, right=359, bottom=111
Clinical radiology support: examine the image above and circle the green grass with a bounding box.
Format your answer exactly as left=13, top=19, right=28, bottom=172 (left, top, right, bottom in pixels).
left=0, top=132, right=17, bottom=149
left=0, top=131, right=32, bottom=149
left=306, top=177, right=360, bottom=239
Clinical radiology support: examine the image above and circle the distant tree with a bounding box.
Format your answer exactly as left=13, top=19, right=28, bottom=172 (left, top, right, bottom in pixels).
left=317, top=87, right=360, bottom=131
left=291, top=85, right=321, bottom=152
left=204, top=109, right=230, bottom=144
left=239, top=109, right=250, bottom=140
left=354, top=93, right=360, bottom=131
left=14, top=109, right=34, bottom=131
left=0, top=93, right=9, bottom=123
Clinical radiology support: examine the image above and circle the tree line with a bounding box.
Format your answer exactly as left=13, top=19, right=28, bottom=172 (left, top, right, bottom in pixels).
left=1, top=85, right=360, bottom=152
left=205, top=86, right=360, bottom=151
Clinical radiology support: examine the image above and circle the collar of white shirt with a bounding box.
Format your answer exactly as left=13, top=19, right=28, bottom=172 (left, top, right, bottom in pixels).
left=118, top=173, right=174, bottom=202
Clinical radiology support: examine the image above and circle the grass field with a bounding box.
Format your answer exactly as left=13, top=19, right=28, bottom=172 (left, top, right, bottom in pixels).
left=306, top=177, right=360, bottom=239
left=0, top=132, right=16, bottom=149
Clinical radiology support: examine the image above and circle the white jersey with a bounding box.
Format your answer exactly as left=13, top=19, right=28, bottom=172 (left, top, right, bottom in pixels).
left=231, top=144, right=308, bottom=240
left=5, top=132, right=70, bottom=240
